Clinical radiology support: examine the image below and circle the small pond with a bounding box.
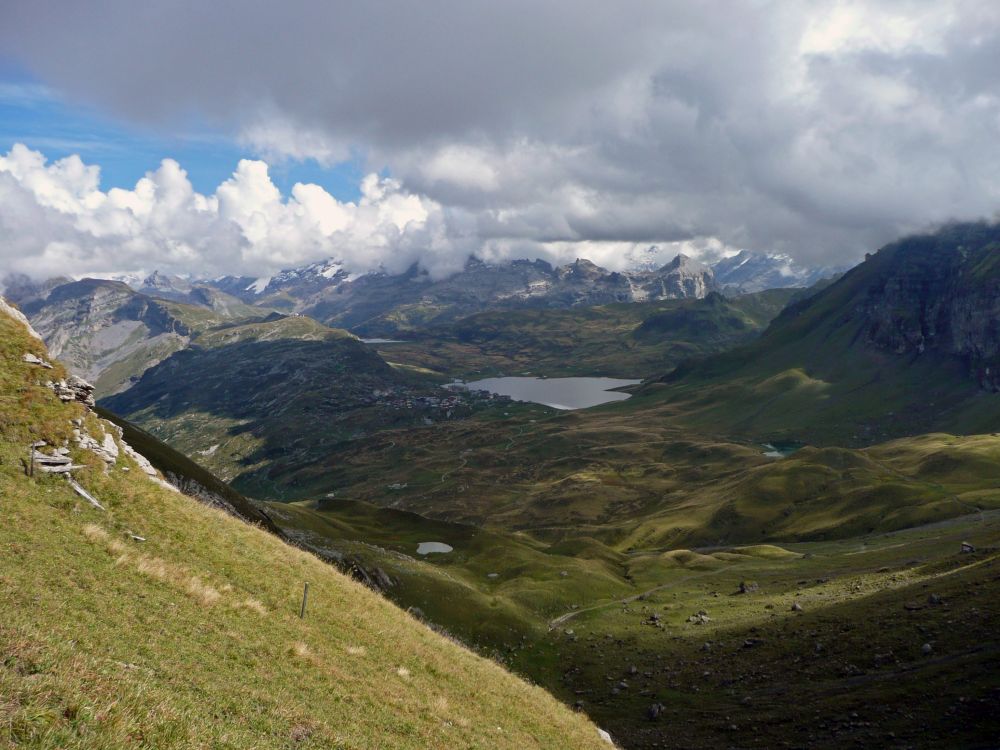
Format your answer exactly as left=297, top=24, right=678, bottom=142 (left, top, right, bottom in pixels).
left=457, top=376, right=642, bottom=410
left=761, top=442, right=801, bottom=459
left=416, top=542, right=453, bottom=555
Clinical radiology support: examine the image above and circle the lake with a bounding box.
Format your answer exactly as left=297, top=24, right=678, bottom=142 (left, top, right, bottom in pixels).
left=458, top=376, right=642, bottom=410
left=416, top=542, right=453, bottom=555
left=762, top=442, right=801, bottom=459
left=360, top=338, right=404, bottom=344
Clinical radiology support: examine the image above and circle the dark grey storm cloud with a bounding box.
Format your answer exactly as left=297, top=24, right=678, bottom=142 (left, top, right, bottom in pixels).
left=2, top=0, right=1000, bottom=274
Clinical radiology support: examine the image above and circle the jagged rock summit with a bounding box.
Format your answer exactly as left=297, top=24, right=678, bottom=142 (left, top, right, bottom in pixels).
left=713, top=250, right=842, bottom=293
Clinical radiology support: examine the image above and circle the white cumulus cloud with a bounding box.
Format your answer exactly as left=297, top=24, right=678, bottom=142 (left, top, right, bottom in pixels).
left=0, top=143, right=473, bottom=284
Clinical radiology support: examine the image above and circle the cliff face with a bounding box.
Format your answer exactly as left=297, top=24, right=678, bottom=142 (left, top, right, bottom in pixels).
left=857, top=224, right=1000, bottom=390
left=19, top=279, right=191, bottom=395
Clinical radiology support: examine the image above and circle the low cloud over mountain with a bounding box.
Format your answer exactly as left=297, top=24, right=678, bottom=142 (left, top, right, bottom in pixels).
left=4, top=2, right=1000, bottom=280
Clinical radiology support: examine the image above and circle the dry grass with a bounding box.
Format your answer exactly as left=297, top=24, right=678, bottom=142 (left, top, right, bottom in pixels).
left=235, top=597, right=267, bottom=615
left=184, top=576, right=221, bottom=607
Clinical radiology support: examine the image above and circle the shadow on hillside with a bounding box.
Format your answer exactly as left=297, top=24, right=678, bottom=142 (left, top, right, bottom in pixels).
left=100, top=337, right=422, bottom=493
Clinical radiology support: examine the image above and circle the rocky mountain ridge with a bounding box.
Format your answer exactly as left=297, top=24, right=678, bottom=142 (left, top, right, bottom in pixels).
left=712, top=250, right=843, bottom=293
left=7, top=249, right=839, bottom=342
left=204, top=253, right=717, bottom=333
left=9, top=278, right=272, bottom=397
left=17, top=279, right=192, bottom=396
left=653, top=221, right=1000, bottom=445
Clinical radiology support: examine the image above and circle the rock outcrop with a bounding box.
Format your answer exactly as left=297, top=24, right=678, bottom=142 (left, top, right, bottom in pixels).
left=855, top=223, right=1000, bottom=390
left=16, top=278, right=191, bottom=396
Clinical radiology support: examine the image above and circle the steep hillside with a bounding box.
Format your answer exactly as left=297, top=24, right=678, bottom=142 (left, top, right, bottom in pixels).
left=648, top=222, right=1000, bottom=445
left=371, top=289, right=797, bottom=379
left=0, top=298, right=611, bottom=749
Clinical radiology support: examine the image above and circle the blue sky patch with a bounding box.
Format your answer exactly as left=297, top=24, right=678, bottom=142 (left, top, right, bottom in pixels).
left=0, top=71, right=365, bottom=202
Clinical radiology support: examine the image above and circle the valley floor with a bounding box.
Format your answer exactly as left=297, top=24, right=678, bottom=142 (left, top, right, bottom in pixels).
left=269, top=497, right=1000, bottom=748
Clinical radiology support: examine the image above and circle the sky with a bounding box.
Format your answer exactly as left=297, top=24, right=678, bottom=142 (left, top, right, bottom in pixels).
left=1, top=1, right=1000, bottom=283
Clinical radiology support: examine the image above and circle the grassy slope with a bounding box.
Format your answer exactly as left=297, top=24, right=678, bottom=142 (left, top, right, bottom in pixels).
left=531, top=514, right=1000, bottom=748
left=100, top=316, right=447, bottom=496
left=640, top=228, right=1000, bottom=447
left=0, top=306, right=609, bottom=750
left=268, top=400, right=1000, bottom=548
left=255, top=424, right=1000, bottom=748
left=372, top=290, right=797, bottom=380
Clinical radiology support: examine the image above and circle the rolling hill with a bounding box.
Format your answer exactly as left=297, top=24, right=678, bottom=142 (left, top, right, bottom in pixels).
left=100, top=315, right=491, bottom=497
left=0, top=296, right=613, bottom=750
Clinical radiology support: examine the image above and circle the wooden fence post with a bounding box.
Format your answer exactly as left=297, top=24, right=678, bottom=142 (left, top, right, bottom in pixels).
left=28, top=444, right=34, bottom=477
left=300, top=582, right=310, bottom=619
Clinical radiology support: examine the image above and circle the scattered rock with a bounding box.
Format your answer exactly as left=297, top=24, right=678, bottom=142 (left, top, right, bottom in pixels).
left=122, top=441, right=157, bottom=477
left=22, top=352, right=53, bottom=368
left=67, top=477, right=106, bottom=511
left=372, top=567, right=395, bottom=590
left=961, top=541, right=976, bottom=554
left=738, top=581, right=759, bottom=594
left=646, top=702, right=665, bottom=721
left=791, top=601, right=803, bottom=612
left=486, top=572, right=500, bottom=579
left=922, top=643, right=933, bottom=655
left=873, top=651, right=896, bottom=666
left=47, top=376, right=96, bottom=408
left=927, top=593, right=943, bottom=606
left=687, top=610, right=711, bottom=625
left=29, top=450, right=84, bottom=474
left=75, top=424, right=120, bottom=465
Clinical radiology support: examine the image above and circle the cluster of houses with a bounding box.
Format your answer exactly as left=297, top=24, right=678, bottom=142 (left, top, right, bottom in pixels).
left=360, top=386, right=511, bottom=416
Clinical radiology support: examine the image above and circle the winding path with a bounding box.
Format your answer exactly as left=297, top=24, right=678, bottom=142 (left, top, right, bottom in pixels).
left=548, top=570, right=718, bottom=630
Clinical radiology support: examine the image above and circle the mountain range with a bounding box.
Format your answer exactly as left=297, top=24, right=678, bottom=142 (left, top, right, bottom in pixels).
left=712, top=249, right=843, bottom=292
left=3, top=250, right=833, bottom=398
left=4, top=223, right=1000, bottom=749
